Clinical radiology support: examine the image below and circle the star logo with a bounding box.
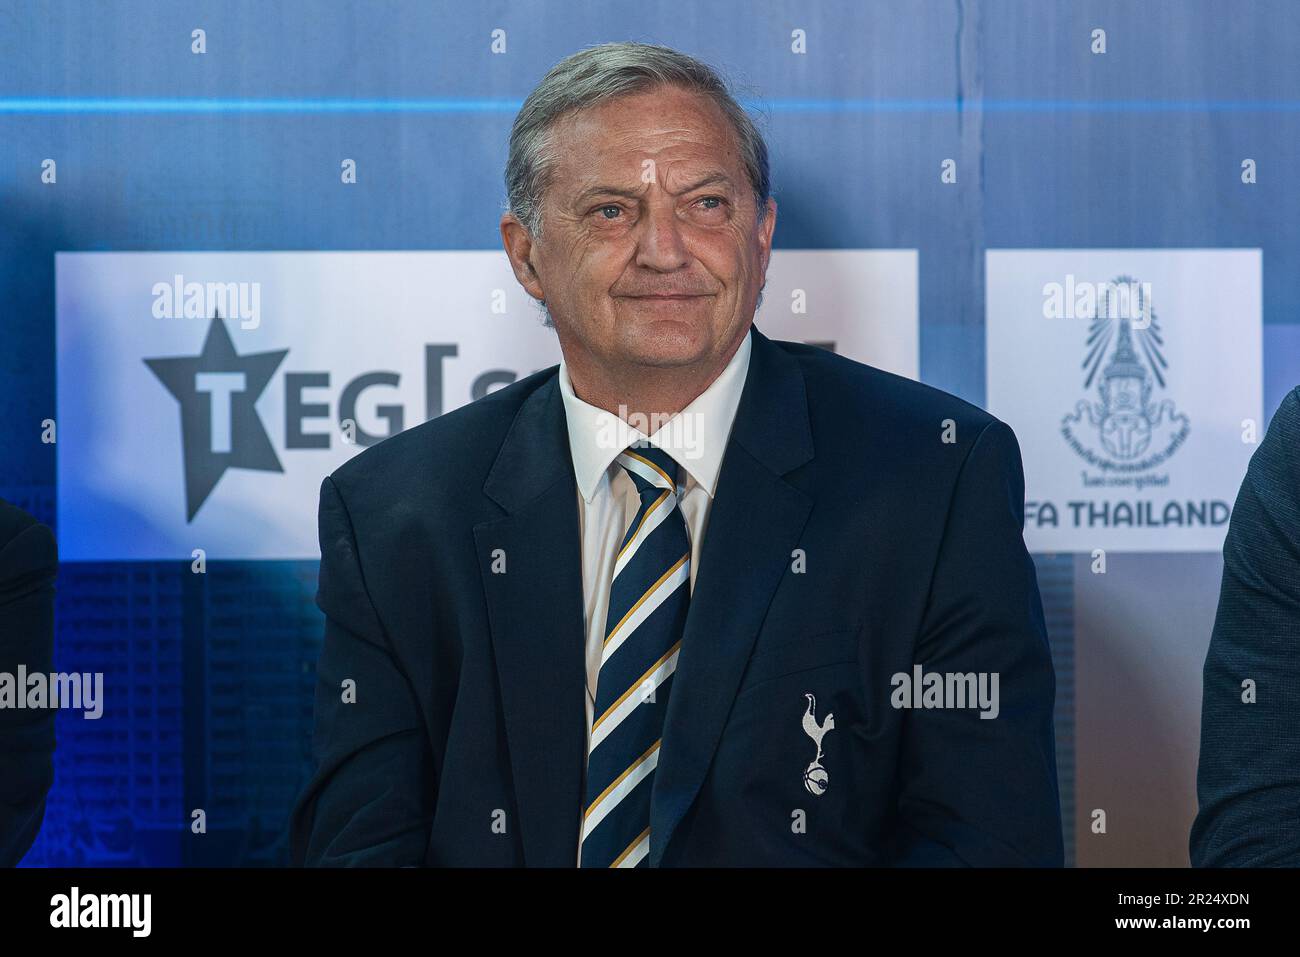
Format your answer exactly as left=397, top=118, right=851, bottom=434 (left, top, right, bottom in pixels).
left=145, top=316, right=288, bottom=521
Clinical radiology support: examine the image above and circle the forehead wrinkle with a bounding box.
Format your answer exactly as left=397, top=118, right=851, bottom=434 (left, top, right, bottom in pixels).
left=660, top=167, right=736, bottom=196
left=560, top=103, right=732, bottom=159
left=567, top=162, right=736, bottom=207
left=547, top=99, right=747, bottom=211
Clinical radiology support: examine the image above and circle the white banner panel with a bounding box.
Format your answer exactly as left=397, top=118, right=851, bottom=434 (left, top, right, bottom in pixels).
left=986, top=248, right=1262, bottom=553
left=754, top=249, right=918, bottom=376
left=57, top=250, right=918, bottom=560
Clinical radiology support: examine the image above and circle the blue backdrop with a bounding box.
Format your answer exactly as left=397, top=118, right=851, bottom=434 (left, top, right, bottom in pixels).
left=2, top=0, right=1297, bottom=866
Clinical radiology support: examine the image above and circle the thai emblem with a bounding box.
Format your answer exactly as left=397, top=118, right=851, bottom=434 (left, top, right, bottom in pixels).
left=1061, top=276, right=1190, bottom=471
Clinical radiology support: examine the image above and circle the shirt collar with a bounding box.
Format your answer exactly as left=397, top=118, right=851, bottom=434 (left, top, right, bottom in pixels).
left=558, top=326, right=753, bottom=504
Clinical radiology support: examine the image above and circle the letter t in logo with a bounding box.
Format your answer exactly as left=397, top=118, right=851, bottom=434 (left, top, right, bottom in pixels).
left=146, top=316, right=288, bottom=521
left=195, top=372, right=247, bottom=454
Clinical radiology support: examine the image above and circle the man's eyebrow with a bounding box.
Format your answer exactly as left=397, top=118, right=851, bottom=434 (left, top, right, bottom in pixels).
left=571, top=171, right=737, bottom=207
left=674, top=171, right=735, bottom=195
left=572, top=184, right=644, bottom=205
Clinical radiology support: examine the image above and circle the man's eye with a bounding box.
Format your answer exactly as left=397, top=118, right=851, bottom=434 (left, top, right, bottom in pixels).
left=597, top=205, right=622, bottom=219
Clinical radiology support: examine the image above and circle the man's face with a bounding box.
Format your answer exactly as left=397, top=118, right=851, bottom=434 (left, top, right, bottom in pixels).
left=503, top=84, right=776, bottom=372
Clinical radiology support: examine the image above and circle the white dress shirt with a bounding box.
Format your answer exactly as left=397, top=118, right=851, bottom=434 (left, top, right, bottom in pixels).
left=557, top=328, right=752, bottom=861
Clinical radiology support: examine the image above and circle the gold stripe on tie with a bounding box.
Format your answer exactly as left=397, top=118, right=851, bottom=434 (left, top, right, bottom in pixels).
left=614, top=489, right=672, bottom=564
left=611, top=826, right=652, bottom=868
left=590, top=641, right=682, bottom=739
left=583, top=739, right=661, bottom=821
left=603, top=553, right=690, bottom=647
left=621, top=450, right=675, bottom=488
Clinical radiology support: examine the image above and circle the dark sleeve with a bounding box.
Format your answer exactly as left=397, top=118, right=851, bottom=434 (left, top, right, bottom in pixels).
left=0, top=503, right=58, bottom=867
left=289, top=476, right=436, bottom=866
left=891, top=420, right=1064, bottom=866
left=1191, top=386, right=1300, bottom=867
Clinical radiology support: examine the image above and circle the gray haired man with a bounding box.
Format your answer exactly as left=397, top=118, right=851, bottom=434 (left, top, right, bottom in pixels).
left=291, top=42, right=1062, bottom=867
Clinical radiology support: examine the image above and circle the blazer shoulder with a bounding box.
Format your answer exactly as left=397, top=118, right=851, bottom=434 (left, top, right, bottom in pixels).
left=1261, top=385, right=1300, bottom=466
left=0, top=499, right=57, bottom=600
left=775, top=339, right=1002, bottom=441
left=324, top=364, right=558, bottom=503
left=1233, top=384, right=1300, bottom=531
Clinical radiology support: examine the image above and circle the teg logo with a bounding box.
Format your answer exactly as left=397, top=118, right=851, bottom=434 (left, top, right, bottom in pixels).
left=145, top=316, right=541, bottom=520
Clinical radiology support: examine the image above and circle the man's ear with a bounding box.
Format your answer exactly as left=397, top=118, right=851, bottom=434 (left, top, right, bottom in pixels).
left=758, top=197, right=777, bottom=272
left=500, top=213, right=546, bottom=301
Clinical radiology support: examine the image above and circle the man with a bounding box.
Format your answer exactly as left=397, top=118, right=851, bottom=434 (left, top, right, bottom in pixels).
left=0, top=497, right=57, bottom=866
left=290, top=41, right=1062, bottom=867
left=1191, top=385, right=1300, bottom=866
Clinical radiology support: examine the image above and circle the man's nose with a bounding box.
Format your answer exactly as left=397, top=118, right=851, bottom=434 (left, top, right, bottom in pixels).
left=634, top=201, right=690, bottom=271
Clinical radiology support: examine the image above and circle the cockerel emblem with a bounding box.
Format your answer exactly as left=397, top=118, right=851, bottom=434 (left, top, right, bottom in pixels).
left=801, top=693, right=836, bottom=796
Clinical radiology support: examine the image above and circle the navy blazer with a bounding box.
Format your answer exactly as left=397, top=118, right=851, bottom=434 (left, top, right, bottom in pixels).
left=1191, top=385, right=1300, bottom=866
left=290, top=325, right=1063, bottom=867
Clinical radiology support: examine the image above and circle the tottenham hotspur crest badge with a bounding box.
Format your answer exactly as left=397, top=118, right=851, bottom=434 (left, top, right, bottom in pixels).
left=801, top=692, right=835, bottom=796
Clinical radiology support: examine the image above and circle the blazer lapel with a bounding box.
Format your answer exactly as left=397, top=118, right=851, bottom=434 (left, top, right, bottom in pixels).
left=649, top=326, right=816, bottom=866
left=474, top=376, right=587, bottom=866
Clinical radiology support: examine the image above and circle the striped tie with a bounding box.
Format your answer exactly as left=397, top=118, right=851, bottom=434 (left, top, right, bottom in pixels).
left=580, top=442, right=691, bottom=868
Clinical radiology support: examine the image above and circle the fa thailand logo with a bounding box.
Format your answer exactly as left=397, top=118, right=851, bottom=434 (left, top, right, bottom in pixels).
left=801, top=692, right=835, bottom=796
left=1060, top=276, right=1190, bottom=472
